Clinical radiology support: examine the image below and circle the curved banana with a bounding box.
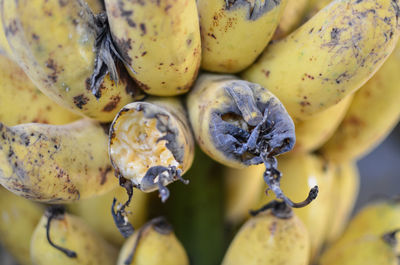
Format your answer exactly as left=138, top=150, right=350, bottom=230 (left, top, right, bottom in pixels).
left=105, top=0, right=201, bottom=96
left=117, top=217, right=189, bottom=265
left=224, top=164, right=265, bottom=224
left=242, top=0, right=400, bottom=122
left=198, top=0, right=287, bottom=73
left=109, top=97, right=194, bottom=203
left=324, top=161, right=360, bottom=244
left=69, top=185, right=149, bottom=246
left=222, top=201, right=310, bottom=265
left=0, top=119, right=117, bottom=202
left=30, top=206, right=118, bottom=265
left=0, top=187, right=43, bottom=265
left=291, top=93, right=353, bottom=153
left=320, top=43, right=400, bottom=162
left=0, top=53, right=80, bottom=126
left=1, top=0, right=143, bottom=122
left=258, top=153, right=334, bottom=259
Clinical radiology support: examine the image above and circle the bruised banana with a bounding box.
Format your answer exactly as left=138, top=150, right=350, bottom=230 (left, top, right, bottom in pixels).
left=1, top=0, right=143, bottom=122
left=222, top=201, right=310, bottom=265
left=242, top=0, right=400, bottom=122
left=258, top=153, right=334, bottom=259
left=0, top=53, right=80, bottom=126
left=0, top=187, right=43, bottom=265
left=118, top=217, right=189, bottom=265
left=291, top=93, right=353, bottom=153
left=30, top=206, right=118, bottom=265
left=0, top=119, right=117, bottom=202
left=109, top=97, right=194, bottom=203
left=320, top=43, right=400, bottom=163
left=105, top=0, right=201, bottom=96
left=324, top=161, right=359, bottom=244
left=198, top=0, right=287, bottom=73
left=69, top=185, right=149, bottom=246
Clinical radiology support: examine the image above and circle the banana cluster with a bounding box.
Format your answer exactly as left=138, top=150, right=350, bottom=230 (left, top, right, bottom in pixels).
left=0, top=0, right=400, bottom=264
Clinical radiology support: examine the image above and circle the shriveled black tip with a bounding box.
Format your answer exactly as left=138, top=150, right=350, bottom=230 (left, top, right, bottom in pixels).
left=382, top=228, right=400, bottom=247
left=111, top=197, right=135, bottom=239
left=250, top=200, right=293, bottom=219
left=286, top=185, right=319, bottom=208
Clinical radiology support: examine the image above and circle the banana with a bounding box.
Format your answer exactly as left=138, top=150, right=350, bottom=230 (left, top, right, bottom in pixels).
left=291, top=93, right=353, bottom=153
left=198, top=0, right=287, bottom=73
left=1, top=0, right=143, bottom=122
left=0, top=8, right=12, bottom=59
left=224, top=164, right=265, bottom=224
left=302, top=0, right=332, bottom=23
left=105, top=0, right=201, bottom=96
left=0, top=53, right=80, bottom=126
left=30, top=206, right=118, bottom=265
left=242, top=0, right=400, bottom=122
left=0, top=119, right=117, bottom=202
left=0, top=187, right=43, bottom=265
left=69, top=185, right=149, bottom=246
left=222, top=201, right=310, bottom=265
left=117, top=217, right=189, bottom=265
left=320, top=43, right=400, bottom=163
left=324, top=161, right=360, bottom=244
left=258, top=153, right=334, bottom=259
left=109, top=97, right=194, bottom=203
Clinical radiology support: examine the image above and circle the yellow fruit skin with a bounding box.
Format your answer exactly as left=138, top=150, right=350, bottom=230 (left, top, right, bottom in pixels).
left=30, top=210, right=118, bottom=265
left=224, top=164, right=265, bottom=224
left=118, top=223, right=189, bottom=265
left=324, top=161, right=360, bottom=244
left=105, top=0, right=201, bottom=96
left=198, top=0, right=287, bottom=73
left=85, top=0, right=104, bottom=14
left=258, top=153, right=334, bottom=259
left=242, top=0, right=400, bottom=122
left=222, top=209, right=310, bottom=265
left=291, top=93, right=353, bottom=153
left=0, top=119, right=117, bottom=202
left=0, top=8, right=12, bottom=59
left=1, top=0, right=143, bottom=122
left=321, top=43, right=400, bottom=162
left=0, top=53, right=80, bottom=126
left=0, top=187, right=43, bottom=265
left=69, top=186, right=149, bottom=246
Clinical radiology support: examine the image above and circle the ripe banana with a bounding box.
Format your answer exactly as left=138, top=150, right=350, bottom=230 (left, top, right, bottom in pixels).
left=0, top=53, right=80, bottom=126
left=1, top=0, right=143, bottom=122
left=291, top=93, right=353, bottom=153
left=324, top=161, right=360, bottom=244
left=30, top=206, right=118, bottom=265
left=69, top=185, right=149, bottom=246
left=224, top=164, right=265, bottom=224
left=198, top=0, right=287, bottom=73
left=0, top=187, right=43, bottom=265
left=320, top=43, right=400, bottom=162
left=258, top=153, right=334, bottom=259
left=109, top=97, right=194, bottom=203
left=222, top=201, right=310, bottom=265
left=117, top=217, right=189, bottom=265
left=242, top=0, right=400, bottom=122
left=0, top=119, right=117, bottom=202
left=105, top=0, right=201, bottom=96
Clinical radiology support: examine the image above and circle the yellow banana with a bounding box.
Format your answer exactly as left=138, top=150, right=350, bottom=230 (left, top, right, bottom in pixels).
left=0, top=119, right=117, bottom=202
left=291, top=93, right=353, bottom=153
left=1, top=0, right=143, bottom=122
left=324, top=161, right=360, bottom=244
left=0, top=187, right=43, bottom=265
left=69, top=185, right=149, bottom=246
left=198, top=0, right=288, bottom=73
left=320, top=43, right=400, bottom=162
left=117, top=217, right=189, bottom=265
left=105, top=0, right=201, bottom=96
left=0, top=9, right=12, bottom=59
left=242, top=0, right=400, bottom=122
left=30, top=206, right=118, bottom=265
left=224, top=164, right=265, bottom=224
left=0, top=53, right=80, bottom=126
left=258, top=153, right=334, bottom=259
left=222, top=201, right=310, bottom=265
